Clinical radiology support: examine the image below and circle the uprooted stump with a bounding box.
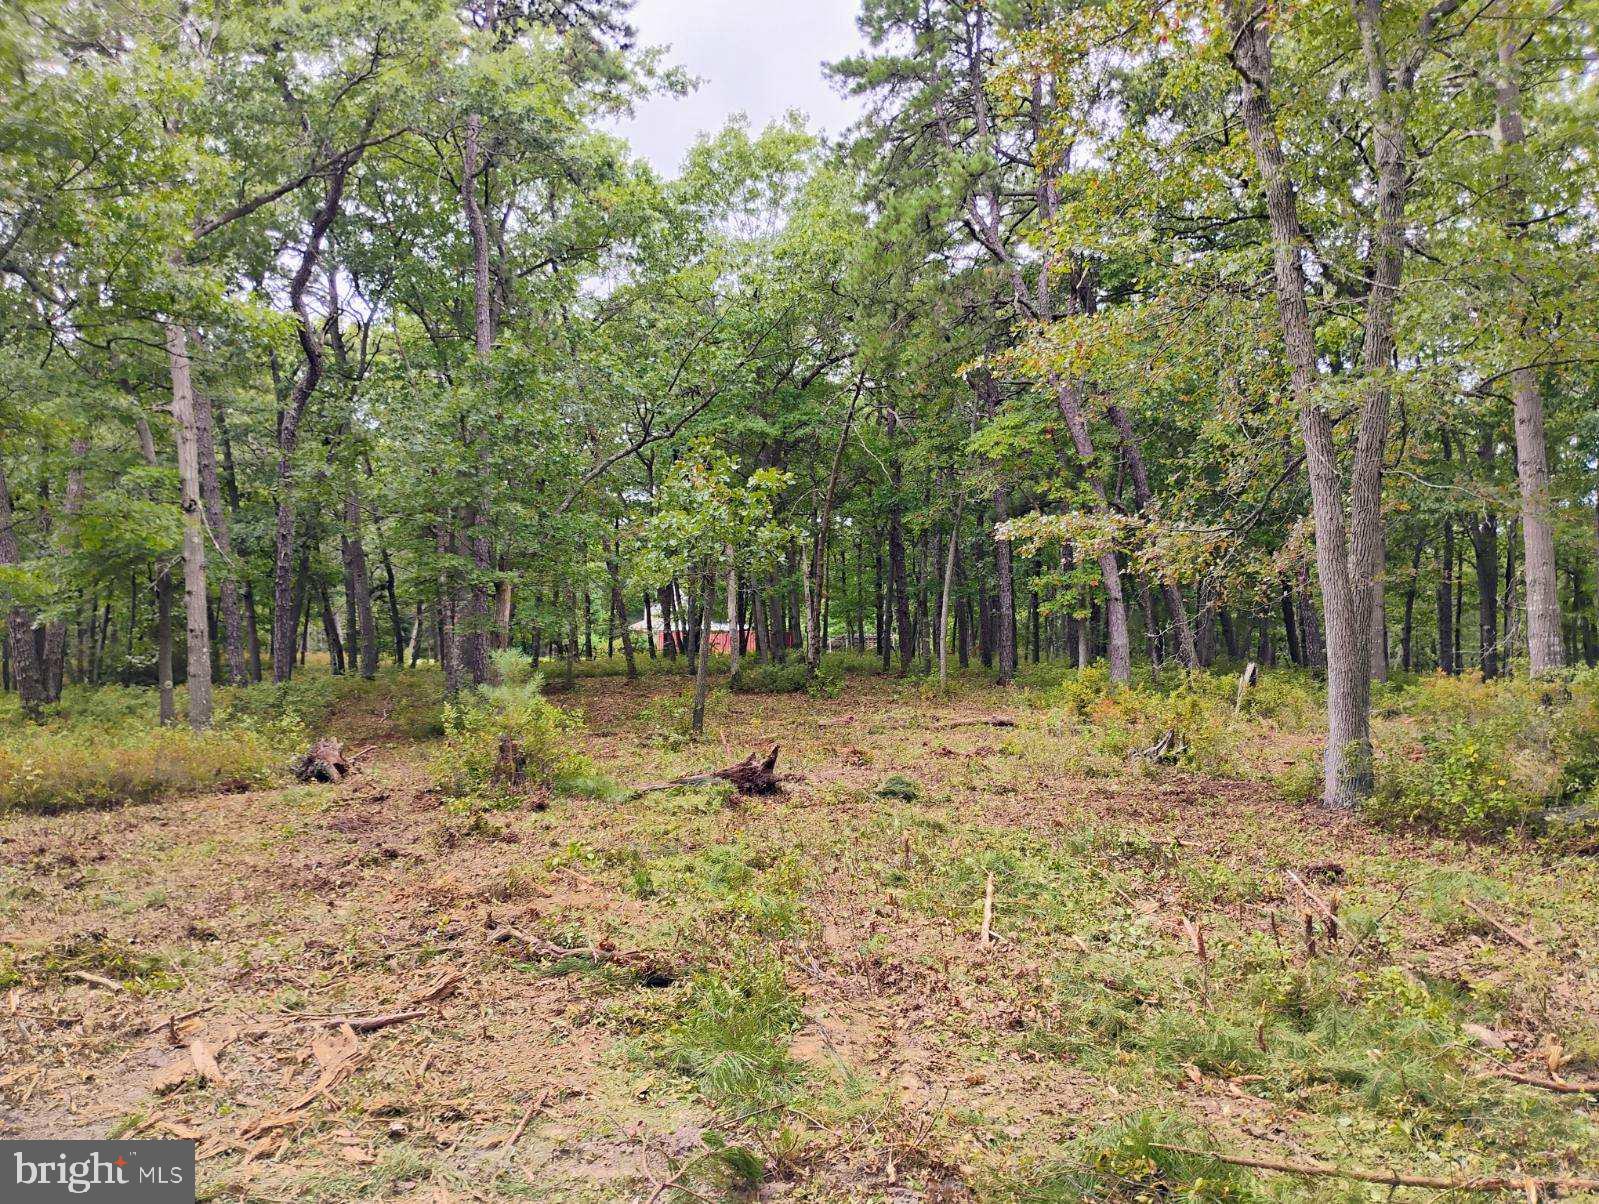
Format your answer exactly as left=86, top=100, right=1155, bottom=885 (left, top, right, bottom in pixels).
left=633, top=744, right=784, bottom=798
left=293, top=737, right=351, bottom=784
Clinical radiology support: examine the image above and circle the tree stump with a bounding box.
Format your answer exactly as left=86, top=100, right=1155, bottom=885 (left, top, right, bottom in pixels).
left=293, top=737, right=350, bottom=783
left=490, top=735, right=547, bottom=809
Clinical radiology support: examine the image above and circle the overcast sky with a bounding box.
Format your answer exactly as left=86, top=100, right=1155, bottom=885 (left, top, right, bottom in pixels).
left=613, top=0, right=867, bottom=175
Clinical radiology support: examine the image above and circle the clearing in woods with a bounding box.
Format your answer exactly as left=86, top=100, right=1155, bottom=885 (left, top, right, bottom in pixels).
left=3, top=671, right=1598, bottom=1202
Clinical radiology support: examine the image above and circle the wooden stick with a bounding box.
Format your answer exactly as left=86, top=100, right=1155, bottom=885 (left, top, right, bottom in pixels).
left=979, top=873, right=995, bottom=947
left=1461, top=898, right=1540, bottom=951
left=66, top=971, right=124, bottom=992
left=313, top=1009, right=426, bottom=1033
left=1490, top=1068, right=1599, bottom=1095
left=1151, top=1144, right=1599, bottom=1193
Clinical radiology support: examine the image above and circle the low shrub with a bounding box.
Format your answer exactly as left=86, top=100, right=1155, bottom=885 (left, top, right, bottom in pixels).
left=0, top=721, right=284, bottom=813
left=1369, top=723, right=1541, bottom=836
left=652, top=959, right=803, bottom=1107
left=1021, top=1111, right=1261, bottom=1202
left=431, top=679, right=589, bottom=803
left=730, top=662, right=808, bottom=694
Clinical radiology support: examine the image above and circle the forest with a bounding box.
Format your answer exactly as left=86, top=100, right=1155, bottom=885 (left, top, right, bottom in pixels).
left=3, top=0, right=1599, bottom=1200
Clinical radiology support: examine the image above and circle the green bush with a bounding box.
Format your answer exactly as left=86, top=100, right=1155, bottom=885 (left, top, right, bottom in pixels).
left=1369, top=723, right=1539, bottom=836
left=730, top=661, right=808, bottom=694
left=0, top=722, right=283, bottom=813
left=1022, top=1111, right=1261, bottom=1202
left=431, top=679, right=589, bottom=803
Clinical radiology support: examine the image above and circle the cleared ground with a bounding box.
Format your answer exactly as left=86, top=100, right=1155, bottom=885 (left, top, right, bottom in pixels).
left=3, top=671, right=1597, bottom=1201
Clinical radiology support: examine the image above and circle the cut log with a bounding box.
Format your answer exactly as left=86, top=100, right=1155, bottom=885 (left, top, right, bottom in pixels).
left=933, top=715, right=1017, bottom=730
left=633, top=745, right=783, bottom=797
left=293, top=737, right=350, bottom=784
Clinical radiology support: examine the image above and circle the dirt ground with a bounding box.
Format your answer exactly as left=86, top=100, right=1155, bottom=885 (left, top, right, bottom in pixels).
left=3, top=673, right=1597, bottom=1202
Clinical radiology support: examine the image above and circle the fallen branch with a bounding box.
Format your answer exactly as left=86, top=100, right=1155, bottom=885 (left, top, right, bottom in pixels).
left=979, top=872, right=995, bottom=948
left=1152, top=1144, right=1599, bottom=1194
left=934, top=715, right=1016, bottom=730
left=1490, top=1068, right=1599, bottom=1095
left=313, top=1010, right=426, bottom=1033
left=1462, top=898, right=1540, bottom=952
left=66, top=971, right=124, bottom=992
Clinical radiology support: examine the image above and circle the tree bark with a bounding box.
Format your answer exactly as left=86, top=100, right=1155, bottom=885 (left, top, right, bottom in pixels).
left=1490, top=7, right=1564, bottom=676
left=41, top=438, right=87, bottom=702
left=1230, top=2, right=1371, bottom=806
left=190, top=368, right=247, bottom=685
left=0, top=458, right=46, bottom=716
left=341, top=492, right=378, bottom=679
left=691, top=569, right=713, bottom=735
left=1109, top=403, right=1198, bottom=668
left=458, top=110, right=497, bottom=686
left=939, top=494, right=963, bottom=688
left=272, top=152, right=358, bottom=683
left=165, top=323, right=213, bottom=728
left=1437, top=516, right=1456, bottom=673
left=808, top=377, right=862, bottom=673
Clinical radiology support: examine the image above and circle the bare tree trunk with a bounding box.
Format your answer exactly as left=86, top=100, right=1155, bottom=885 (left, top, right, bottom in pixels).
left=1230, top=2, right=1370, bottom=805
left=691, top=569, right=713, bottom=735
left=1490, top=8, right=1564, bottom=676
left=725, top=559, right=740, bottom=679
left=608, top=545, right=638, bottom=681
left=939, top=495, right=964, bottom=688
left=1108, top=403, right=1197, bottom=668
left=458, top=111, right=497, bottom=686
left=320, top=583, right=345, bottom=675
left=887, top=419, right=913, bottom=672
left=165, top=323, right=213, bottom=728
left=0, top=458, right=46, bottom=716
left=190, top=370, right=247, bottom=685
left=808, top=377, right=862, bottom=673
left=41, top=438, right=87, bottom=702
left=341, top=492, right=378, bottom=679
left=272, top=153, right=357, bottom=683
left=1437, top=517, right=1456, bottom=673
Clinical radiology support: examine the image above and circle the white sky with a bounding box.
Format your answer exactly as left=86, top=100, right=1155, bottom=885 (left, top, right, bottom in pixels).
left=614, top=0, right=867, bottom=175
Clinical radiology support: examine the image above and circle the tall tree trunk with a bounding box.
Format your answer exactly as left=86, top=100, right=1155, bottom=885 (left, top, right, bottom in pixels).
left=0, top=458, right=46, bottom=716
left=1230, top=2, right=1371, bottom=806
left=1490, top=8, right=1564, bottom=676
left=165, top=323, right=213, bottom=728
left=1401, top=534, right=1423, bottom=672
left=272, top=153, right=357, bottom=683
left=320, top=583, right=345, bottom=675
left=459, top=111, right=497, bottom=686
left=1474, top=437, right=1500, bottom=678
left=939, top=495, right=964, bottom=688
left=41, top=438, right=87, bottom=702
left=608, top=545, right=638, bottom=681
left=341, top=493, right=378, bottom=679
left=808, top=377, right=862, bottom=673
left=1108, top=403, right=1198, bottom=668
left=1437, top=516, right=1456, bottom=673
left=725, top=560, right=740, bottom=679
left=190, top=368, right=247, bottom=685
left=887, top=425, right=913, bottom=672
left=691, top=569, right=713, bottom=735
